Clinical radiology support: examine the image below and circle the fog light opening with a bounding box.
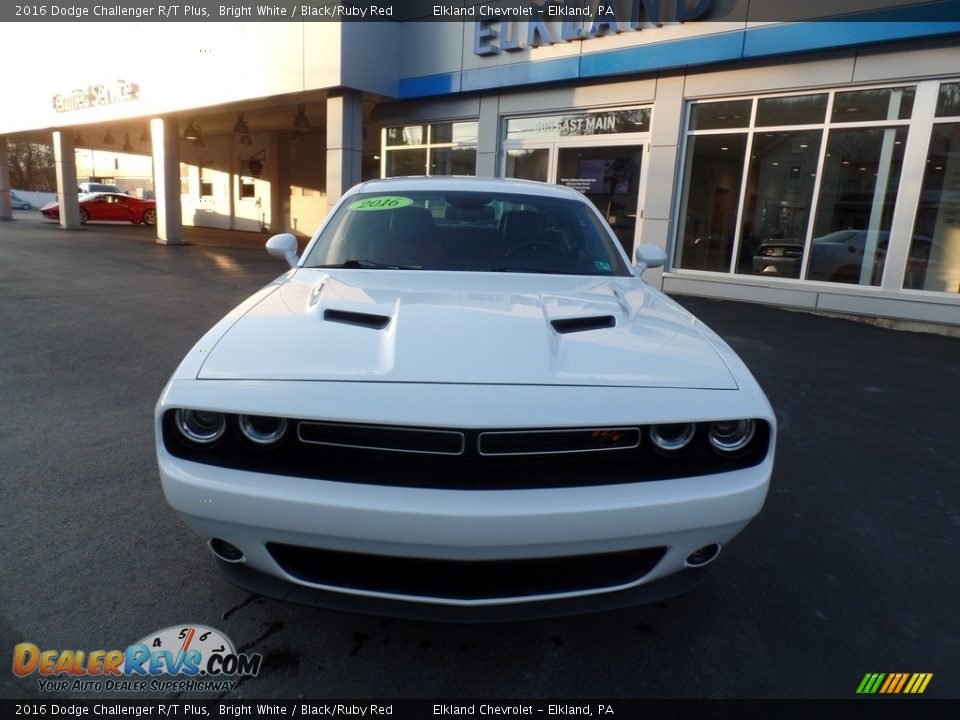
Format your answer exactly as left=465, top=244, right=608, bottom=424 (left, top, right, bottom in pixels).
left=685, top=543, right=721, bottom=568
left=209, top=538, right=244, bottom=563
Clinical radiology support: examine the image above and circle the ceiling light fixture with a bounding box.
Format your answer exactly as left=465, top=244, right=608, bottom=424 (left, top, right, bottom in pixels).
left=233, top=112, right=250, bottom=134
left=293, top=104, right=310, bottom=131
left=234, top=112, right=253, bottom=145
left=122, top=134, right=134, bottom=152
left=103, top=130, right=116, bottom=145
left=183, top=121, right=201, bottom=140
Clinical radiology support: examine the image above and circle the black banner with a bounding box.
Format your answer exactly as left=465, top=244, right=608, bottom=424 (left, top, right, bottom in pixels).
left=3, top=0, right=960, bottom=23
left=2, top=699, right=959, bottom=720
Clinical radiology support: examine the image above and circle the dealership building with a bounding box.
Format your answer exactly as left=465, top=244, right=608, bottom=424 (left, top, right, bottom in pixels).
left=2, top=1, right=959, bottom=325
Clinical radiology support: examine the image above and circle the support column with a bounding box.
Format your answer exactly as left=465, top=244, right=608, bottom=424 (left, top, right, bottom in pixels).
left=326, top=90, right=363, bottom=212
left=53, top=131, right=81, bottom=228
left=475, top=96, right=500, bottom=178
left=150, top=116, right=184, bottom=244
left=0, top=139, right=11, bottom=220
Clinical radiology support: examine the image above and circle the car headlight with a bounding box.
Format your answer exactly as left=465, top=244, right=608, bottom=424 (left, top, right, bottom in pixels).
left=708, top=419, right=756, bottom=454
left=238, top=414, right=288, bottom=446
left=174, top=409, right=227, bottom=445
left=649, top=423, right=696, bottom=453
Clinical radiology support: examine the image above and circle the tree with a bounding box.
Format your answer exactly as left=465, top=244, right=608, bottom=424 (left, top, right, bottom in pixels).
left=6, top=142, right=56, bottom=191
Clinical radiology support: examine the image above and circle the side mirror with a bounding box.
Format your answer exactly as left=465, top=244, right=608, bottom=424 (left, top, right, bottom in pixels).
left=266, top=233, right=299, bottom=269
left=633, top=244, right=667, bottom=275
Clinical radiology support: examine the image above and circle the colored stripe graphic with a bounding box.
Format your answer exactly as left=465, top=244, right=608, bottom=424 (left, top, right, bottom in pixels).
left=857, top=673, right=932, bottom=694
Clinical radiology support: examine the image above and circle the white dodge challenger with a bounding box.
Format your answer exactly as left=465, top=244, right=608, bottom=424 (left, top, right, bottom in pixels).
left=156, top=177, right=775, bottom=620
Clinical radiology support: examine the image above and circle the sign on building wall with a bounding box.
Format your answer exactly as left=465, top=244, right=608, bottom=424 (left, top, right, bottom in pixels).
left=505, top=109, right=651, bottom=139
left=52, top=80, right=140, bottom=113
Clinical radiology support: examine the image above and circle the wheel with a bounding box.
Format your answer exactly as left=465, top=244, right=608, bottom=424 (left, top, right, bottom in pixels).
left=79, top=208, right=89, bottom=224
left=142, top=208, right=157, bottom=226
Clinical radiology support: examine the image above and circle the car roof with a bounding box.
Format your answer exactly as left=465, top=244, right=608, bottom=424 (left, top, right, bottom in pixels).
left=351, top=176, right=585, bottom=201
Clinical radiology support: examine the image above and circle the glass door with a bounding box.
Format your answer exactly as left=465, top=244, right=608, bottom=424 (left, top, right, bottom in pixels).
left=556, top=145, right=644, bottom=254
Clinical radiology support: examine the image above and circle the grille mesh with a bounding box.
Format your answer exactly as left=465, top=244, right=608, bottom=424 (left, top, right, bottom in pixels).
left=267, top=543, right=667, bottom=599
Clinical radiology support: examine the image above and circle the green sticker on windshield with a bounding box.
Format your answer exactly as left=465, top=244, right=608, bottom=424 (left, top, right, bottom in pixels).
left=349, top=196, right=414, bottom=211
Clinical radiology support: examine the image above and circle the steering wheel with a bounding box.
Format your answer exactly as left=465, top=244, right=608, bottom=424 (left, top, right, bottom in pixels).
left=505, top=241, right=564, bottom=258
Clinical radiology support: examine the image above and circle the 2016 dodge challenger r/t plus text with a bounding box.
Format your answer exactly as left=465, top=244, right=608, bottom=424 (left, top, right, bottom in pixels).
left=156, top=177, right=776, bottom=620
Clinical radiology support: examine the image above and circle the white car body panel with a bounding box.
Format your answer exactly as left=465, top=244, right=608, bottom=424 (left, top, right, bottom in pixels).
left=196, top=271, right=737, bottom=389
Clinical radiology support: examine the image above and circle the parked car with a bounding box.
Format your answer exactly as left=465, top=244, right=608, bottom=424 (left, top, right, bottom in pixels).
left=40, top=192, right=156, bottom=225
left=156, top=177, right=776, bottom=620
left=9, top=192, right=33, bottom=210
left=753, top=230, right=933, bottom=285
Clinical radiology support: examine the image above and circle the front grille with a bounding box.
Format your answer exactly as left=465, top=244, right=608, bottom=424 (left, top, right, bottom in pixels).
left=267, top=543, right=667, bottom=599
left=478, top=427, right=640, bottom=455
left=299, top=421, right=465, bottom=455
left=163, top=414, right=771, bottom=490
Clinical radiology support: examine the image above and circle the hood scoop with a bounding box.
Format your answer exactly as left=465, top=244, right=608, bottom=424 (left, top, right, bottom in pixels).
left=324, top=308, right=391, bottom=330
left=551, top=315, right=616, bottom=334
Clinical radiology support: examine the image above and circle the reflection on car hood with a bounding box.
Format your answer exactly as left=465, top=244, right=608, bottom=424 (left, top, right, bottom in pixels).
left=197, top=270, right=737, bottom=389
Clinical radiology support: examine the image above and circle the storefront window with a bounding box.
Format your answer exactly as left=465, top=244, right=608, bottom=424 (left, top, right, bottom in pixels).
left=739, top=130, right=822, bottom=276
left=935, top=82, right=960, bottom=117
left=505, top=148, right=549, bottom=182
left=385, top=148, right=427, bottom=176
left=831, top=87, right=914, bottom=123
left=386, top=125, right=425, bottom=146
left=756, top=94, right=827, bottom=127
left=808, top=127, right=907, bottom=285
left=675, top=133, right=748, bottom=272
left=676, top=86, right=918, bottom=286
left=382, top=121, right=478, bottom=178
left=908, top=122, right=960, bottom=293
left=688, top=100, right=751, bottom=131
left=430, top=147, right=477, bottom=176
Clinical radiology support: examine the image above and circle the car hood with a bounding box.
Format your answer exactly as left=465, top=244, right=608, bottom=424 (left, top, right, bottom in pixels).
left=197, top=270, right=737, bottom=389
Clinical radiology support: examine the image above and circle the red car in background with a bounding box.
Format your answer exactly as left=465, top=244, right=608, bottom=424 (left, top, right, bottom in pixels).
left=41, top=192, right=157, bottom=226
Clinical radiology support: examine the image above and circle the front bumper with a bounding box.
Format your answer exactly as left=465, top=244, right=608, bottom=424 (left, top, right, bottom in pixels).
left=157, top=379, right=774, bottom=619
left=159, top=450, right=770, bottom=618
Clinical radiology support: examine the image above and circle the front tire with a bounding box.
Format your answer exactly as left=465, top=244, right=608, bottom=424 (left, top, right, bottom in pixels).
left=142, top=208, right=157, bottom=226
left=79, top=208, right=89, bottom=224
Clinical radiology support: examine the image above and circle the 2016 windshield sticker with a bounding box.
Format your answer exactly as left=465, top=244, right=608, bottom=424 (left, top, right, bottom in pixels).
left=349, top=196, right=413, bottom=211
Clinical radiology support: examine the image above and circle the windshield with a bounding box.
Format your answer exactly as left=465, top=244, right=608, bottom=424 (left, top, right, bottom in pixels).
left=302, top=190, right=631, bottom=276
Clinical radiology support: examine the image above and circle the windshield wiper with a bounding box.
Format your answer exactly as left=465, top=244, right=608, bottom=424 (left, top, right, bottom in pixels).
left=490, top=266, right=571, bottom=274
left=313, top=259, right=418, bottom=270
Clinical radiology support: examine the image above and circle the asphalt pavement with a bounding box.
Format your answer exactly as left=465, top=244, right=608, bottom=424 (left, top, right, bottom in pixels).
left=1, top=213, right=958, bottom=701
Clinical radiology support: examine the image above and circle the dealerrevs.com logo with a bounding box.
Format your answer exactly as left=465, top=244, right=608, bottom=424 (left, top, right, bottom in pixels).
left=13, top=625, right=262, bottom=693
